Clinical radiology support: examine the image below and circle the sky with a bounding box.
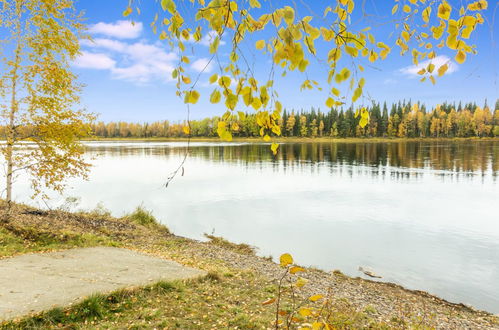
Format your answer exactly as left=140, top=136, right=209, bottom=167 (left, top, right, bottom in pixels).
left=72, top=0, right=499, bottom=122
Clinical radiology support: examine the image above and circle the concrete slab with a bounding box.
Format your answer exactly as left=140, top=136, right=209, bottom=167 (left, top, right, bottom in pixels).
left=0, top=247, right=206, bottom=321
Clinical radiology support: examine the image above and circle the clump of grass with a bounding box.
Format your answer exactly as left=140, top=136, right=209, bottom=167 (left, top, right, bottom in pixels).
left=126, top=206, right=158, bottom=226
left=204, top=234, right=255, bottom=255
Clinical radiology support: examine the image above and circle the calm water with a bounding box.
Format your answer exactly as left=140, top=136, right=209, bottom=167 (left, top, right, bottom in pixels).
left=9, top=140, right=499, bottom=313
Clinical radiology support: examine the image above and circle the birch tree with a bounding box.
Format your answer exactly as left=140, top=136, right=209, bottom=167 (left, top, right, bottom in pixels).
left=0, top=0, right=94, bottom=216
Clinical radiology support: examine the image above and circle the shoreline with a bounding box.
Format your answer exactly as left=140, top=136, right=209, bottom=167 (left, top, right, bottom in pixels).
left=82, top=136, right=499, bottom=143
left=1, top=202, right=498, bottom=328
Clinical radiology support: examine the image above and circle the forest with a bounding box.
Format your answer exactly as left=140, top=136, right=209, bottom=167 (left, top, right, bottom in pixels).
left=87, top=100, right=499, bottom=139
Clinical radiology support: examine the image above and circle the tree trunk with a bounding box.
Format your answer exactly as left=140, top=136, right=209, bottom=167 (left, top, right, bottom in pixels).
left=4, top=1, right=23, bottom=217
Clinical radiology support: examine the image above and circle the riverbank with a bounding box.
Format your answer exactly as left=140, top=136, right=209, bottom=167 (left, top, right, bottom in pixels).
left=83, top=136, right=499, bottom=144
left=1, top=202, right=498, bottom=329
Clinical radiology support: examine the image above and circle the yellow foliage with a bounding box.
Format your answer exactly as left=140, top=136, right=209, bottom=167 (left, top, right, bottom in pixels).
left=279, top=253, right=293, bottom=267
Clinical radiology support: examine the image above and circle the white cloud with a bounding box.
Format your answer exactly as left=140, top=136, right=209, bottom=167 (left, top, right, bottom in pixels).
left=191, top=58, right=213, bottom=73
left=78, top=21, right=217, bottom=84
left=88, top=20, right=143, bottom=39
left=399, top=55, right=458, bottom=77
left=76, top=38, right=178, bottom=84
left=73, top=51, right=116, bottom=69
left=80, top=38, right=127, bottom=52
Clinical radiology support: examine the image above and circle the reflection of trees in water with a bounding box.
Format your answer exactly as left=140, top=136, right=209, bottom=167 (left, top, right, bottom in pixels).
left=87, top=141, right=498, bottom=180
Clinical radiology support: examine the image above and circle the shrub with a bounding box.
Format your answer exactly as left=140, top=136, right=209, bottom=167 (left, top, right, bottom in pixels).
left=127, top=206, right=158, bottom=226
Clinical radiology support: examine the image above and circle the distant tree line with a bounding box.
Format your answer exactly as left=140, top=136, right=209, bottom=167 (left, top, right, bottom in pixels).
left=90, top=100, right=499, bottom=139
left=12, top=100, right=497, bottom=140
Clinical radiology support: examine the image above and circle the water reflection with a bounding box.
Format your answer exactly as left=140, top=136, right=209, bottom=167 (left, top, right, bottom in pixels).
left=85, top=140, right=498, bottom=181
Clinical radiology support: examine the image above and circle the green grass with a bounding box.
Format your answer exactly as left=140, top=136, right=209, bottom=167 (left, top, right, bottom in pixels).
left=0, top=226, right=119, bottom=258
left=126, top=206, right=163, bottom=227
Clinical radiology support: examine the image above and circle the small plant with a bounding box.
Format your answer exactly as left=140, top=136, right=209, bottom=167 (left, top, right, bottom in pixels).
left=262, top=253, right=341, bottom=329
left=87, top=202, right=112, bottom=218
left=127, top=206, right=158, bottom=226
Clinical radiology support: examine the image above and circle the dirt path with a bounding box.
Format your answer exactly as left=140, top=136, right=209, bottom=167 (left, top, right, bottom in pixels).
left=0, top=247, right=206, bottom=321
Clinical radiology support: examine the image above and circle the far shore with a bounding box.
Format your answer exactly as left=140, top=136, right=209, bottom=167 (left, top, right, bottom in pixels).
left=82, top=136, right=499, bottom=143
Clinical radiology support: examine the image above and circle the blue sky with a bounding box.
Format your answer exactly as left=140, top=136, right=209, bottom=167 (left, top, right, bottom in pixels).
left=73, top=0, right=498, bottom=122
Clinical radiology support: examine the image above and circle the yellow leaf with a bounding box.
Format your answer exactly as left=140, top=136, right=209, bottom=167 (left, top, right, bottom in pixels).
left=219, top=76, right=231, bottom=88
left=161, top=0, right=176, bottom=14
left=123, top=7, right=132, bottom=17
left=422, top=7, right=431, bottom=23
left=250, top=0, right=261, bottom=8
left=182, top=76, right=191, bottom=84
left=309, top=294, right=324, bottom=302
left=182, top=126, right=190, bottom=135
left=279, top=253, right=293, bottom=267
left=467, top=0, right=488, bottom=11
left=210, top=89, right=221, bottom=103
left=290, top=266, right=305, bottom=274
left=255, top=40, right=265, bottom=50
left=368, top=50, right=378, bottom=62
left=429, top=75, right=436, bottom=85
left=403, top=5, right=411, bottom=13
left=299, top=307, right=312, bottom=317
left=437, top=64, right=448, bottom=76
left=271, top=143, right=279, bottom=155
left=261, top=298, right=276, bottom=305
left=391, top=4, right=398, bottom=15
left=352, top=87, right=362, bottom=102
left=437, top=1, right=451, bottom=20
left=295, top=277, right=309, bottom=288
left=209, top=73, right=218, bottom=84
left=455, top=50, right=466, bottom=64
left=184, top=90, right=200, bottom=104
left=209, top=36, right=220, bottom=54
left=326, top=97, right=335, bottom=108
left=283, top=6, right=295, bottom=25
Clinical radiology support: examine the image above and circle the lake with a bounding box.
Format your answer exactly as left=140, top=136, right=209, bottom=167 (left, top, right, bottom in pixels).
left=9, top=140, right=499, bottom=313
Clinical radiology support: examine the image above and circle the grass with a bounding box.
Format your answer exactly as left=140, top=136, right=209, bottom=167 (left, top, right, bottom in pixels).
left=1, top=274, right=277, bottom=329
left=204, top=234, right=255, bottom=255
left=126, top=206, right=160, bottom=227
left=0, top=225, right=118, bottom=259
